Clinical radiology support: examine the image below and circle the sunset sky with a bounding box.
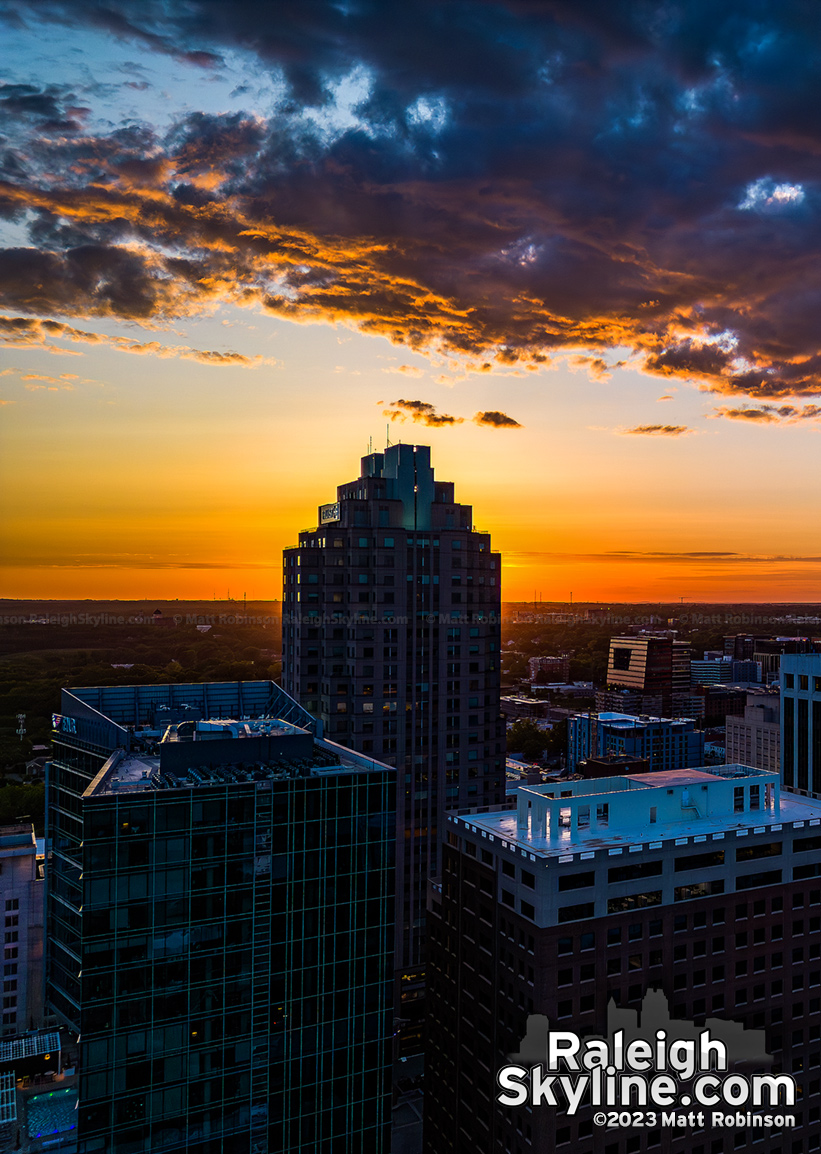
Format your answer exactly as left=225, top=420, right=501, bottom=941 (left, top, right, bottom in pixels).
left=2, top=0, right=821, bottom=602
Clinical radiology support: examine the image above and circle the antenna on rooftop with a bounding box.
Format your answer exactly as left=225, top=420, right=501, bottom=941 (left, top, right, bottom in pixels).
left=369, top=435, right=373, bottom=454
left=386, top=423, right=392, bottom=448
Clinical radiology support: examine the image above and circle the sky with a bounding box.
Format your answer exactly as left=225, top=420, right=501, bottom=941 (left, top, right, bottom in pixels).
left=1, top=0, right=821, bottom=602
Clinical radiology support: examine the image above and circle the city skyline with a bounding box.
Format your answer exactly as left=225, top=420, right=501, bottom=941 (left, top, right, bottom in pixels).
left=2, top=3, right=821, bottom=602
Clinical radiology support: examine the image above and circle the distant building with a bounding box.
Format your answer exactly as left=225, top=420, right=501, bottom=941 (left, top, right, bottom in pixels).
left=724, top=633, right=758, bottom=661
left=690, top=657, right=733, bottom=685
left=781, top=654, right=821, bottom=797
left=567, top=712, right=704, bottom=773
left=604, top=634, right=691, bottom=716
left=594, top=686, right=662, bottom=716
left=725, top=691, right=780, bottom=775
left=150, top=608, right=177, bottom=627
left=500, top=696, right=552, bottom=720
left=528, top=655, right=571, bottom=683
left=690, top=684, right=747, bottom=726
left=731, top=659, right=762, bottom=683
left=48, top=680, right=395, bottom=1154
left=0, top=825, right=44, bottom=1037
left=575, top=752, right=650, bottom=777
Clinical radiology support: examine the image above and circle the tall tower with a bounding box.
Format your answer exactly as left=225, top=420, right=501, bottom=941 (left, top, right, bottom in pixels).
left=282, top=443, right=505, bottom=1053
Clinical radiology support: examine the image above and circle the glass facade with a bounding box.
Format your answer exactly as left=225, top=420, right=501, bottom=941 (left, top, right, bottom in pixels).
left=47, top=682, right=394, bottom=1154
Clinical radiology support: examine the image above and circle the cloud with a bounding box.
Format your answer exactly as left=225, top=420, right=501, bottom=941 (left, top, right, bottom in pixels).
left=657, top=395, right=674, bottom=401
left=0, top=315, right=276, bottom=366
left=711, top=404, right=821, bottom=424
left=508, top=549, right=821, bottom=565
left=473, top=410, right=521, bottom=428
left=382, top=364, right=424, bottom=377
left=622, top=424, right=693, bottom=437
left=383, top=398, right=462, bottom=427
left=3, top=3, right=821, bottom=399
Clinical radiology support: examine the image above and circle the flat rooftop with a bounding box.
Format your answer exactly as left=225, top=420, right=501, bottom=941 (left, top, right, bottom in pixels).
left=449, top=767, right=821, bottom=858
left=86, top=734, right=389, bottom=797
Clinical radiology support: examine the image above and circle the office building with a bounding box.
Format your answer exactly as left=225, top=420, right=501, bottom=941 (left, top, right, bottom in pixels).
left=689, top=658, right=733, bottom=685
left=724, top=634, right=758, bottom=661
left=48, top=680, right=394, bottom=1154
left=567, top=712, right=704, bottom=773
left=426, top=766, right=821, bottom=1153
left=282, top=443, right=505, bottom=1051
left=605, top=634, right=691, bottom=716
left=0, top=824, right=44, bottom=1037
left=730, top=659, right=762, bottom=683
left=781, top=654, right=821, bottom=798
left=683, top=684, right=745, bottom=728
left=725, top=691, right=781, bottom=774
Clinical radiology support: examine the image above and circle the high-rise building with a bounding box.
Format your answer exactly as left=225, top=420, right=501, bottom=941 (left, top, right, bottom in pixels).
left=604, top=634, right=691, bottom=716
left=426, top=766, right=821, bottom=1153
left=282, top=443, right=505, bottom=1051
left=0, top=824, right=44, bottom=1036
left=567, top=712, right=704, bottom=773
left=781, top=654, right=821, bottom=797
left=725, top=690, right=781, bottom=774
left=47, top=680, right=394, bottom=1154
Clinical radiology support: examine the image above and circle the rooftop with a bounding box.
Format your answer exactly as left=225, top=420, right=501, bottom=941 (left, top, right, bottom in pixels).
left=448, top=766, right=821, bottom=858
left=86, top=730, right=390, bottom=797
left=591, top=712, right=695, bottom=727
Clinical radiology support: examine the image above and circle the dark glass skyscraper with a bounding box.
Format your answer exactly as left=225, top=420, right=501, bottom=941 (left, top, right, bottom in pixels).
left=47, top=680, right=394, bottom=1154
left=282, top=443, right=505, bottom=1052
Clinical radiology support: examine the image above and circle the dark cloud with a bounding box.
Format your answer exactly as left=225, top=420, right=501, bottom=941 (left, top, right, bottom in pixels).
left=3, top=2, right=821, bottom=398
left=473, top=410, right=521, bottom=428
left=383, top=399, right=462, bottom=427
left=711, top=403, right=821, bottom=424
left=622, top=424, right=692, bottom=437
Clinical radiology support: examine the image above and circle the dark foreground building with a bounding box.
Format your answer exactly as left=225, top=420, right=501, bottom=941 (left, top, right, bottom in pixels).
left=282, top=443, right=505, bottom=1053
left=426, top=766, right=821, bottom=1153
left=48, top=681, right=394, bottom=1154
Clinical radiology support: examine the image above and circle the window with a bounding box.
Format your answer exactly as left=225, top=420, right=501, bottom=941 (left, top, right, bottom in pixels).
left=609, top=861, right=662, bottom=884
left=675, top=881, right=725, bottom=901
left=607, top=891, right=662, bottom=914
left=559, top=871, right=595, bottom=892
left=737, top=842, right=781, bottom=862
left=558, top=902, right=594, bottom=923
left=675, top=851, right=725, bottom=871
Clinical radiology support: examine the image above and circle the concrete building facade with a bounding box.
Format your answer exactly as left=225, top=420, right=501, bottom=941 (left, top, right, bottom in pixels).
left=425, top=766, right=821, bottom=1153
left=725, top=691, right=781, bottom=775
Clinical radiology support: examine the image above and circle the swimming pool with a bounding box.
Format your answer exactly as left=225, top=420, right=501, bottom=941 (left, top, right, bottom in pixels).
left=26, top=1087, right=77, bottom=1138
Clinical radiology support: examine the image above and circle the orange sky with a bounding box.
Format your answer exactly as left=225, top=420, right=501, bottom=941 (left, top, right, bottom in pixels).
left=2, top=309, right=821, bottom=602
